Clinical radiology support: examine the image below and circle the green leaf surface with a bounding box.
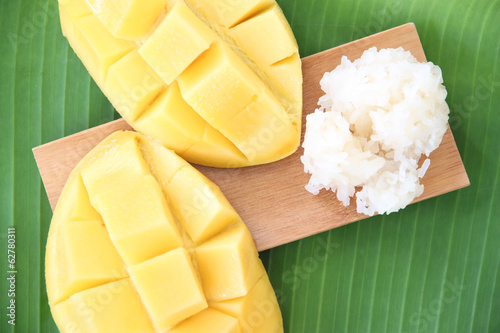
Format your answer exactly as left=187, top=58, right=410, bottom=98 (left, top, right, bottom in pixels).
left=1, top=0, right=499, bottom=332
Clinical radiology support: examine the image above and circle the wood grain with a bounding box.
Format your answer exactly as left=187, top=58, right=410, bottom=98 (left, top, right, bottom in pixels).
left=33, top=23, right=469, bottom=251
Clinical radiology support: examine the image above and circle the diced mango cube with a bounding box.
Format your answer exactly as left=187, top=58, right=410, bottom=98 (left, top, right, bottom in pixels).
left=229, top=5, right=298, bottom=65
left=45, top=174, right=104, bottom=307
left=166, top=166, right=239, bottom=243
left=128, top=248, right=208, bottom=330
left=186, top=0, right=273, bottom=28
left=211, top=275, right=283, bottom=333
left=51, top=279, right=155, bottom=332
left=182, top=125, right=248, bottom=167
left=80, top=131, right=150, bottom=193
left=59, top=0, right=92, bottom=19
left=86, top=0, right=168, bottom=40
left=51, top=296, right=89, bottom=333
left=264, top=54, right=303, bottom=133
left=137, top=134, right=190, bottom=188
left=134, top=82, right=206, bottom=153
left=221, top=88, right=297, bottom=164
left=170, top=308, right=240, bottom=333
left=177, top=42, right=261, bottom=129
left=139, top=1, right=217, bottom=85
left=105, top=50, right=165, bottom=122
left=195, top=225, right=265, bottom=301
left=68, top=15, right=135, bottom=87
left=49, top=221, right=128, bottom=305
left=265, top=53, right=303, bottom=106
left=87, top=174, right=183, bottom=266
left=134, top=81, right=248, bottom=168
left=51, top=173, right=102, bottom=224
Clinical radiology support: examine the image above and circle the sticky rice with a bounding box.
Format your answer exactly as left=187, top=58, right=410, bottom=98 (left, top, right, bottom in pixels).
left=300, top=47, right=449, bottom=216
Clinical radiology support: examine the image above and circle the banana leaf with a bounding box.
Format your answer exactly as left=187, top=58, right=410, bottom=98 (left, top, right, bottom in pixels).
left=0, top=0, right=498, bottom=332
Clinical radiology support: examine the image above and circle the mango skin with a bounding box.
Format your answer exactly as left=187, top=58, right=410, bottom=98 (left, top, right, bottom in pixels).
left=58, top=0, right=302, bottom=167
left=45, top=131, right=283, bottom=332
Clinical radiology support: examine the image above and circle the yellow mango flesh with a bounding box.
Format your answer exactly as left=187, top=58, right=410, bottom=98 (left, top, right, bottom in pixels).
left=61, top=13, right=135, bottom=88
left=195, top=225, right=265, bottom=301
left=211, top=275, right=283, bottom=333
left=170, top=308, right=241, bottom=333
left=165, top=166, right=240, bottom=243
left=51, top=279, right=156, bottom=332
left=265, top=54, right=303, bottom=107
left=105, top=50, right=166, bottom=122
left=59, top=0, right=302, bottom=167
left=46, top=131, right=283, bottom=332
left=86, top=174, right=184, bottom=266
left=186, top=0, right=273, bottom=28
left=59, top=0, right=92, bottom=19
left=181, top=125, right=249, bottom=167
left=50, top=174, right=102, bottom=224
left=86, top=0, right=168, bottom=40
left=51, top=220, right=128, bottom=305
left=139, top=1, right=217, bottom=85
left=128, top=248, right=208, bottom=331
left=228, top=6, right=298, bottom=66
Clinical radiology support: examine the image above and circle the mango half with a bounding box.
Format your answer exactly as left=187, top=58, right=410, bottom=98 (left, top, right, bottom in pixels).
left=58, top=0, right=302, bottom=167
left=45, top=131, right=283, bottom=332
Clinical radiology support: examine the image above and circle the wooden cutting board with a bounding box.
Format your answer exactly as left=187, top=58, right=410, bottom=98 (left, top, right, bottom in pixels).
left=33, top=23, right=469, bottom=251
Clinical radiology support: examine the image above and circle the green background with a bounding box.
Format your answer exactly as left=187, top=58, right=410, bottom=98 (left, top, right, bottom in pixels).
left=1, top=0, right=499, bottom=332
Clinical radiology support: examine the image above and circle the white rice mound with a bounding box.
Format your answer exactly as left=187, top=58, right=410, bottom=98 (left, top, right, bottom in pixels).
left=300, top=47, right=450, bottom=216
